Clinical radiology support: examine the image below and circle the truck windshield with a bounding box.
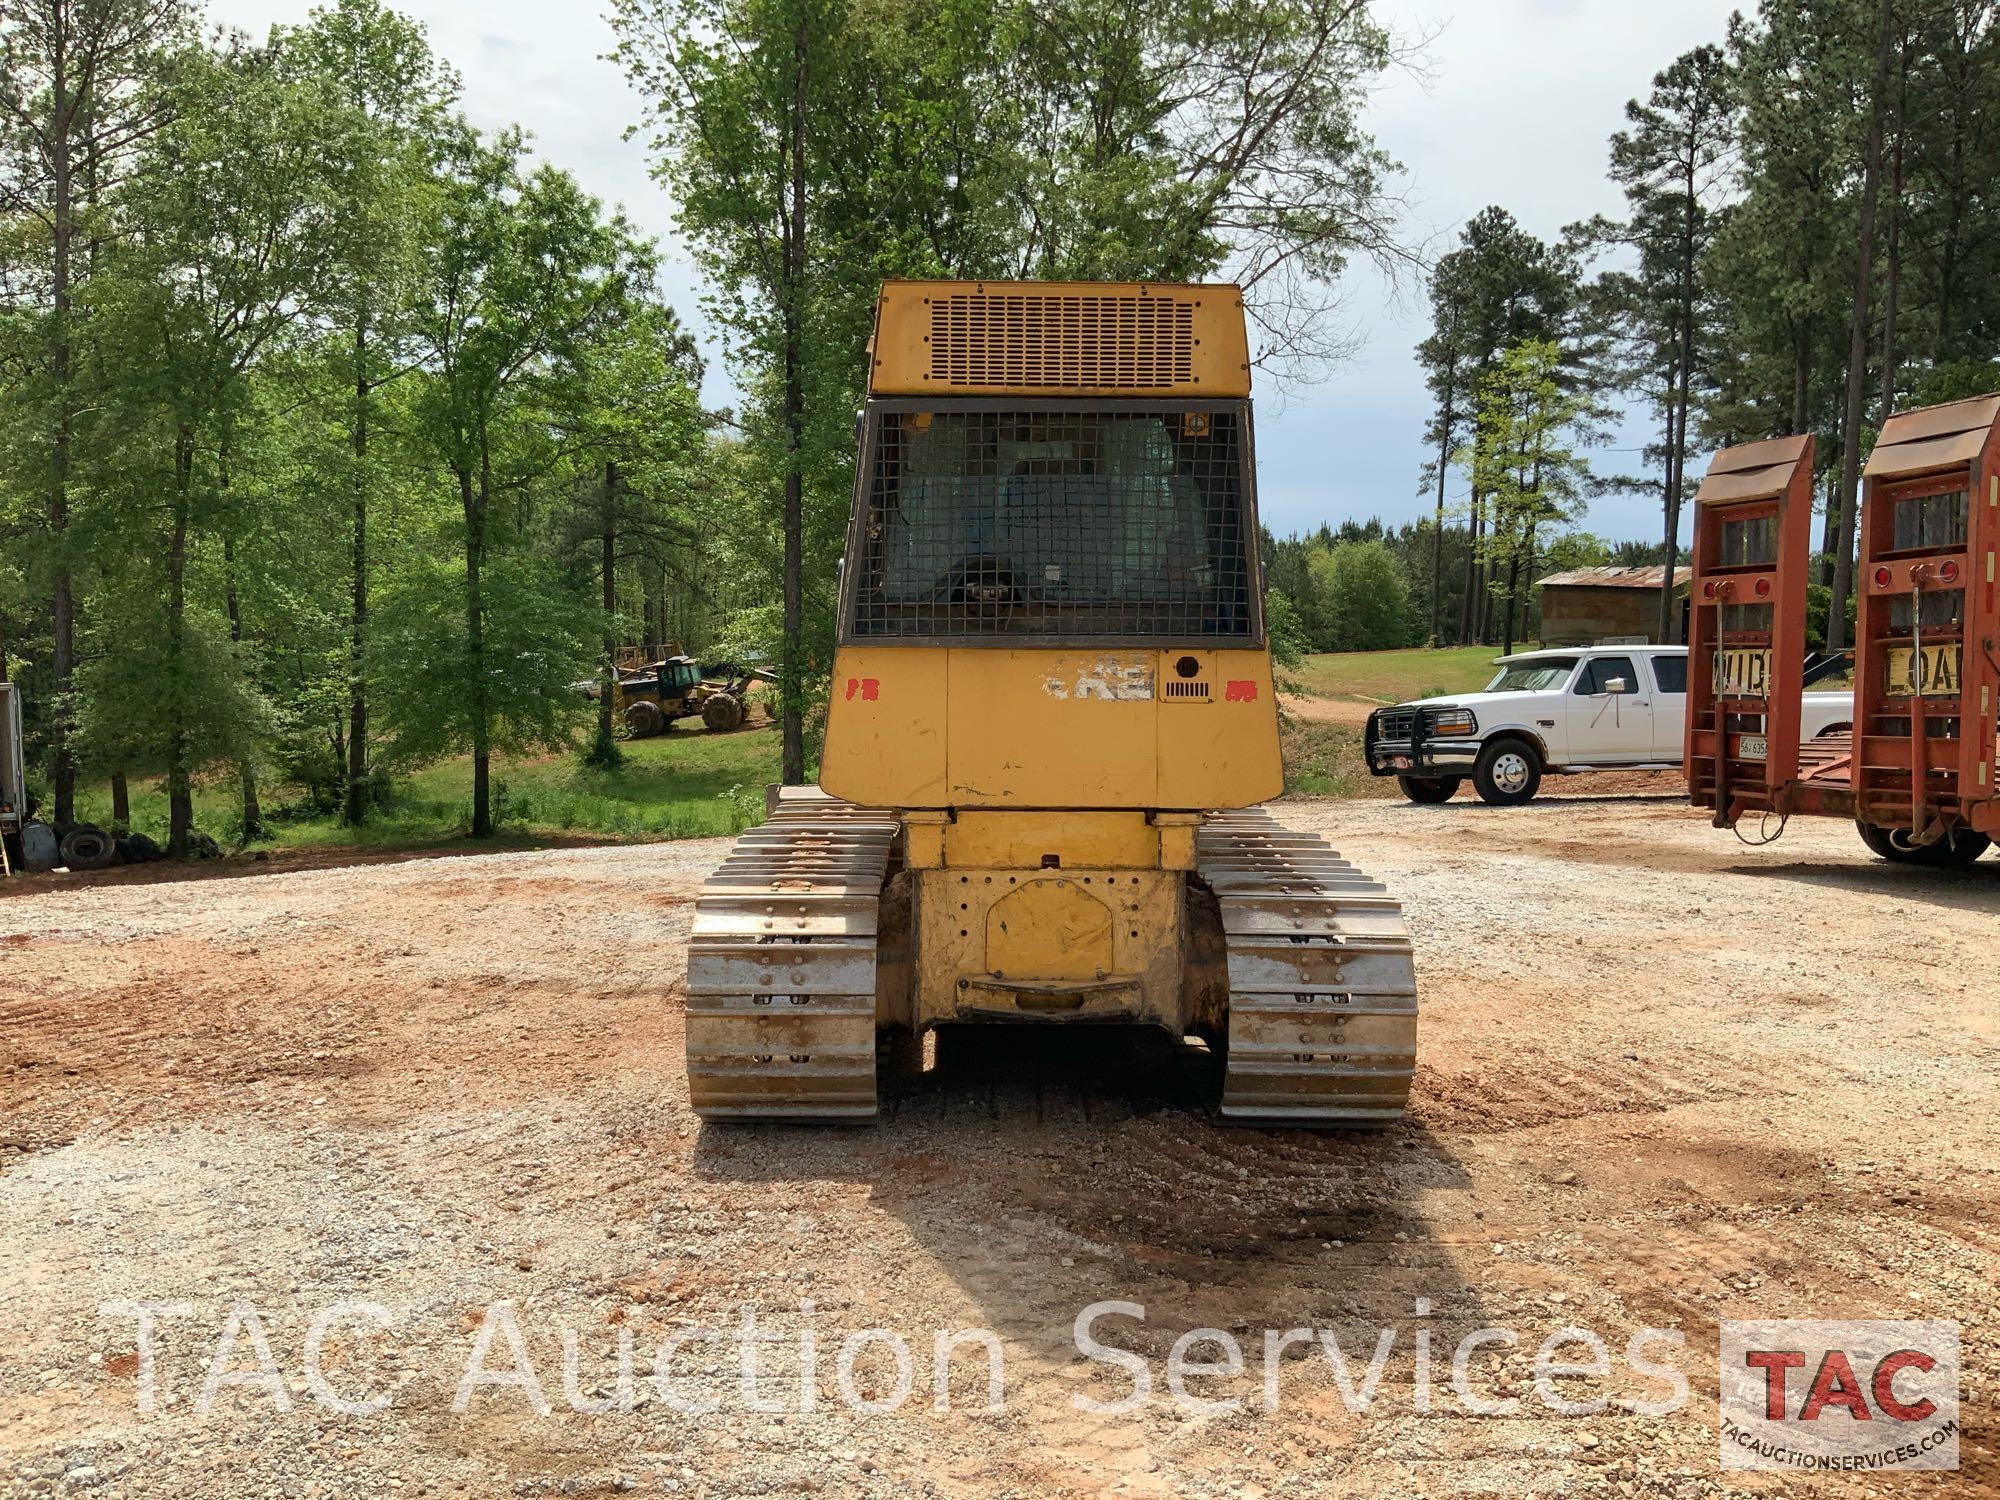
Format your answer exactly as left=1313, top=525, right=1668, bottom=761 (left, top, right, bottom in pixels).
left=1486, top=659, right=1576, bottom=692
left=845, top=405, right=1254, bottom=640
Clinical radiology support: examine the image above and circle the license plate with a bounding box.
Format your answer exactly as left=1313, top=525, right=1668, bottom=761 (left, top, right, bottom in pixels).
left=1884, top=642, right=1961, bottom=698
left=1738, top=734, right=1768, bottom=760
left=1712, top=646, right=1771, bottom=698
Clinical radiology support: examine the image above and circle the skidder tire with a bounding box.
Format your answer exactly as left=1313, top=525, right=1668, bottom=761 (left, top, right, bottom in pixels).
left=1472, top=738, right=1541, bottom=806
left=623, top=699, right=666, bottom=738
left=702, top=694, right=745, bottom=732
left=59, top=823, right=117, bottom=871
left=1396, top=775, right=1460, bottom=804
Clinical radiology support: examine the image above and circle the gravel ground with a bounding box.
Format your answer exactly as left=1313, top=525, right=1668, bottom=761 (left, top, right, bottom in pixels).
left=1, top=793, right=1994, bottom=1498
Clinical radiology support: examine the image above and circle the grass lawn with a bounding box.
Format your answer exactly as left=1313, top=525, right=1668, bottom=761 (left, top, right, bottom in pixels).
left=62, top=651, right=1511, bottom=858
left=1290, top=645, right=1503, bottom=705
left=73, top=720, right=782, bottom=852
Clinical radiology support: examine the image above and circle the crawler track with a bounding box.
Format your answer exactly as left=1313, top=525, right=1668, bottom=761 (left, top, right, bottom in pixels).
left=684, top=790, right=896, bottom=1120
left=1197, top=807, right=1418, bottom=1124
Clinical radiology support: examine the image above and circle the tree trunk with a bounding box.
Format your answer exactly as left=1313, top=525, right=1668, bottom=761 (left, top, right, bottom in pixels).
left=595, top=460, right=620, bottom=761
left=1429, top=372, right=1454, bottom=648
left=1878, top=89, right=1904, bottom=421
left=1790, top=324, right=1811, bottom=438
left=110, top=772, right=129, bottom=832
left=778, top=17, right=809, bottom=786
left=1658, top=149, right=1699, bottom=649
left=49, top=26, right=77, bottom=827
left=221, top=531, right=264, bottom=842
left=461, top=459, right=492, bottom=839
left=1458, top=490, right=1481, bottom=645
left=1475, top=533, right=1494, bottom=646
left=345, top=309, right=370, bottom=825
left=1827, top=0, right=1896, bottom=653
left=1657, top=390, right=1683, bottom=645
left=166, top=428, right=194, bottom=858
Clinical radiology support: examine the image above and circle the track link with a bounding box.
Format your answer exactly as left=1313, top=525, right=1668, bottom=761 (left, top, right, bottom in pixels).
left=1197, top=808, right=1418, bottom=1125
left=685, top=789, right=895, bottom=1120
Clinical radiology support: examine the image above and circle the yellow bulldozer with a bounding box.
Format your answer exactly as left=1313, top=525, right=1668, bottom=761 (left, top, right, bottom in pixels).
left=684, top=280, right=1417, bottom=1124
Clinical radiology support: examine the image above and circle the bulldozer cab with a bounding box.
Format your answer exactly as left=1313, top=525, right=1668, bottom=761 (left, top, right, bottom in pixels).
left=821, top=281, right=1282, bottom=812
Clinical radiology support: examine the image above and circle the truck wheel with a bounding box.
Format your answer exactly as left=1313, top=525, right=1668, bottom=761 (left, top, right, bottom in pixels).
left=1472, top=739, right=1541, bottom=807
left=59, top=823, right=117, bottom=871
left=1396, top=775, right=1461, bottom=804
left=702, top=694, right=744, bottom=732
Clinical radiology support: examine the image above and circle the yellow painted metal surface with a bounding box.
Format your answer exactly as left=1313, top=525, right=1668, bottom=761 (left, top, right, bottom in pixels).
left=914, top=866, right=1184, bottom=1027
left=1884, top=642, right=1962, bottom=697
left=945, top=810, right=1158, bottom=869
left=820, top=646, right=1282, bottom=810
left=987, top=878, right=1113, bottom=979
left=822, top=646, right=949, bottom=806
left=870, top=280, right=1251, bottom=398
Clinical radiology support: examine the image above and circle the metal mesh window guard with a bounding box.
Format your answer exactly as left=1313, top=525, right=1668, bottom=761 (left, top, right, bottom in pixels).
left=846, top=405, right=1254, bottom=641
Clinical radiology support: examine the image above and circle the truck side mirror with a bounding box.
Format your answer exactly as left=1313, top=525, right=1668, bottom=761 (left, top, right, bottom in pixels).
left=1604, top=677, right=1629, bottom=695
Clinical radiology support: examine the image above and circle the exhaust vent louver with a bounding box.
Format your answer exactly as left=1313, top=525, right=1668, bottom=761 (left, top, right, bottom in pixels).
left=928, top=291, right=1197, bottom=390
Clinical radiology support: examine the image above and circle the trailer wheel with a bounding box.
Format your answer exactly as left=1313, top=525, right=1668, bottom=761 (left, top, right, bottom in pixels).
left=59, top=823, right=117, bottom=872
left=702, top=693, right=744, bottom=732
left=1472, top=738, right=1541, bottom=806
left=1396, top=775, right=1461, bottom=804
left=1917, top=830, right=1992, bottom=867
left=1856, top=821, right=1991, bottom=867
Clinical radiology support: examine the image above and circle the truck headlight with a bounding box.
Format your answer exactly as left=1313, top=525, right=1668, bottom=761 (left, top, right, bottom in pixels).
left=1427, top=708, right=1476, bottom=736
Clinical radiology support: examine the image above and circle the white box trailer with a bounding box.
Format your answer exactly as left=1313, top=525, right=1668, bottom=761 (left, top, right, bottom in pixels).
left=0, top=681, right=23, bottom=837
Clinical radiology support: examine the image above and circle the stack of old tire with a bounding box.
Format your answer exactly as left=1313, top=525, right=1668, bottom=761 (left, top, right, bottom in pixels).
left=8, top=820, right=174, bottom=874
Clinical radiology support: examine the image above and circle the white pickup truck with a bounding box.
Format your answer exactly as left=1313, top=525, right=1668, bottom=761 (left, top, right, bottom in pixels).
left=1363, top=645, right=1852, bottom=806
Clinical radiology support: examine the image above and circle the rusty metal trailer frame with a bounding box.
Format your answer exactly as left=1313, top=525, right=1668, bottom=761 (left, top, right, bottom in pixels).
left=1690, top=395, right=2000, bottom=842
left=1686, top=434, right=1817, bottom=823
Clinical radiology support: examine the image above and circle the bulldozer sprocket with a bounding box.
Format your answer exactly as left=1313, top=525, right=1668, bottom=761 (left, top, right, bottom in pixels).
left=685, top=790, right=895, bottom=1120
left=1197, top=808, right=1418, bottom=1125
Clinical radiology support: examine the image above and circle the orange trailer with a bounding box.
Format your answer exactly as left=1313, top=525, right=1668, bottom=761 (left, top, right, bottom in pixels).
left=1688, top=394, right=2000, bottom=866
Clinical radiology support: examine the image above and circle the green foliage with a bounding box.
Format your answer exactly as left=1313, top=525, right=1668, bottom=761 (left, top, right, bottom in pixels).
left=1913, top=360, right=2000, bottom=407
left=609, top=0, right=1418, bottom=782
left=1263, top=589, right=1309, bottom=671
left=372, top=553, right=598, bottom=769
left=1308, top=541, right=1411, bottom=653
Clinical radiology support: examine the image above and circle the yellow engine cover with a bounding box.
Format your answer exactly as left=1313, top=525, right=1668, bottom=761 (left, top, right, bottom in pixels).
left=820, top=645, right=1281, bottom=810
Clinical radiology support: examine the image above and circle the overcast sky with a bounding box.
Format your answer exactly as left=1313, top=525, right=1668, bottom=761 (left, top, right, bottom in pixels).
left=212, top=0, right=1742, bottom=543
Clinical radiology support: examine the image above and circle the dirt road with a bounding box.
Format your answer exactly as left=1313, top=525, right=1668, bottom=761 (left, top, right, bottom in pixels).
left=1, top=796, right=1994, bottom=1497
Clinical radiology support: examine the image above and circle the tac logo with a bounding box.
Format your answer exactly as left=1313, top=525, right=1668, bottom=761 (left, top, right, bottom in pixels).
left=1719, top=1320, right=1959, bottom=1471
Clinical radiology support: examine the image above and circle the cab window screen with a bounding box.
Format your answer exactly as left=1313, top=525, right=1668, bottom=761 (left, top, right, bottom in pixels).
left=848, top=407, right=1252, bottom=639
